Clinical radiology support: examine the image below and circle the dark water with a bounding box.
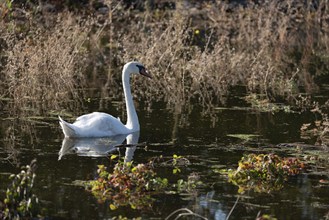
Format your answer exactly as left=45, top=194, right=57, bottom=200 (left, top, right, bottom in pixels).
left=0, top=92, right=328, bottom=220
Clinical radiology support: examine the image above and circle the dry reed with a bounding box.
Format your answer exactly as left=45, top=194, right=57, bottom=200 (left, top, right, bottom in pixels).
left=112, top=0, right=329, bottom=111
left=1, top=11, right=91, bottom=113
left=0, top=0, right=328, bottom=114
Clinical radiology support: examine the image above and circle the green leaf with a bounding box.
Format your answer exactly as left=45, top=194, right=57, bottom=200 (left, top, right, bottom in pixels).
left=173, top=168, right=180, bottom=174
left=97, top=165, right=105, bottom=169
left=109, top=204, right=117, bottom=210
left=126, top=161, right=132, bottom=168
left=173, top=154, right=181, bottom=159
left=110, top=155, right=118, bottom=160
left=9, top=174, right=15, bottom=179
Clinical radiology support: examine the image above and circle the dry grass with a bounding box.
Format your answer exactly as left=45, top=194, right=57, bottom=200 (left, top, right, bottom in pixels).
left=112, top=0, right=329, bottom=111
left=0, top=0, right=329, bottom=114
left=0, top=11, right=91, bottom=113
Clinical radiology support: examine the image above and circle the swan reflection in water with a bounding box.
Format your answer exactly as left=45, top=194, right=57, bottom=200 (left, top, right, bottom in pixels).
left=58, top=132, right=140, bottom=162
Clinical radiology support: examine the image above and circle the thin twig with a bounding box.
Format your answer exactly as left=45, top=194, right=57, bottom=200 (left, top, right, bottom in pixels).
left=174, top=212, right=208, bottom=220
left=165, top=208, right=207, bottom=220
left=226, top=196, right=240, bottom=220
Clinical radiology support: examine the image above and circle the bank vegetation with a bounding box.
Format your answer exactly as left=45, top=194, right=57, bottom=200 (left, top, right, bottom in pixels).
left=0, top=0, right=328, bottom=112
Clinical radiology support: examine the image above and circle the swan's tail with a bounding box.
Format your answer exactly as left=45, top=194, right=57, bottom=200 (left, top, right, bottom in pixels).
left=59, top=116, right=77, bottom=138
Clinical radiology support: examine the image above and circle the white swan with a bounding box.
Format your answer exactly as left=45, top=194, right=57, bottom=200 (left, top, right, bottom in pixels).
left=59, top=61, right=151, bottom=138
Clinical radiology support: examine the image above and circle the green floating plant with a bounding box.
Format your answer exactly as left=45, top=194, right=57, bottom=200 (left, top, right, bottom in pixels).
left=227, top=154, right=304, bottom=193
left=160, top=154, right=191, bottom=174
left=0, top=159, right=40, bottom=219
left=85, top=159, right=168, bottom=210
left=175, top=173, right=203, bottom=194
left=82, top=155, right=204, bottom=210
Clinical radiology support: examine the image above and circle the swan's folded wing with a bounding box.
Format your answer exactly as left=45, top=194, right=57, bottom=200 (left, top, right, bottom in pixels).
left=73, top=112, right=127, bottom=136
left=75, top=112, right=101, bottom=122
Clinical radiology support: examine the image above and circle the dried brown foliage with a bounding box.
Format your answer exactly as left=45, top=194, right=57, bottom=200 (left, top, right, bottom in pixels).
left=1, top=0, right=329, bottom=113
left=1, top=11, right=91, bottom=112
left=111, top=0, right=329, bottom=111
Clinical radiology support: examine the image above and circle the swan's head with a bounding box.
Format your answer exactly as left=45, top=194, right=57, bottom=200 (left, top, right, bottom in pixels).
left=124, top=61, right=152, bottom=78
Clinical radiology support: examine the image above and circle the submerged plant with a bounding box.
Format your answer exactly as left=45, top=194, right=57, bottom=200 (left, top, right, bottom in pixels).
left=0, top=159, right=40, bottom=219
left=85, top=159, right=168, bottom=210
left=227, top=154, right=304, bottom=193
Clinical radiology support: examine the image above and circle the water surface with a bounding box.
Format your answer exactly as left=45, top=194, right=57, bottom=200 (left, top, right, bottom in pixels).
left=0, top=93, right=328, bottom=219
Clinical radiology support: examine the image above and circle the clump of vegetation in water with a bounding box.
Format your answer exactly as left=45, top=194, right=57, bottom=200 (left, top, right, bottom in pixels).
left=174, top=173, right=203, bottom=195
left=160, top=154, right=191, bottom=174
left=84, top=154, right=203, bottom=210
left=85, top=158, right=168, bottom=210
left=226, top=154, right=305, bottom=193
left=0, top=159, right=40, bottom=219
left=158, top=154, right=203, bottom=194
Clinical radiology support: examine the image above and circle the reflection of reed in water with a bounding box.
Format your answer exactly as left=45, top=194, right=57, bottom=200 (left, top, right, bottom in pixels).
left=2, top=126, right=20, bottom=166
left=0, top=118, right=40, bottom=167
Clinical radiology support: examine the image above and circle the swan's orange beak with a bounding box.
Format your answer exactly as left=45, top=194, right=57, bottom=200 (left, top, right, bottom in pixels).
left=140, top=68, right=152, bottom=79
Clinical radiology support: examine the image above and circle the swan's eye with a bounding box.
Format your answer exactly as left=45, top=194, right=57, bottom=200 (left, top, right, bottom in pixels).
left=136, top=64, right=145, bottom=73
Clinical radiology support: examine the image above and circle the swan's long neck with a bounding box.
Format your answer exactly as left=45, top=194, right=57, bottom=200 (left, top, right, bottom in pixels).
left=122, top=69, right=139, bottom=131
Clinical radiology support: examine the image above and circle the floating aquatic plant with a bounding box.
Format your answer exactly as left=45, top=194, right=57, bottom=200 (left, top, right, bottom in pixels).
left=85, top=159, right=168, bottom=210
left=83, top=154, right=204, bottom=210
left=174, top=173, right=203, bottom=195
left=160, top=154, right=191, bottom=174
left=227, top=154, right=304, bottom=193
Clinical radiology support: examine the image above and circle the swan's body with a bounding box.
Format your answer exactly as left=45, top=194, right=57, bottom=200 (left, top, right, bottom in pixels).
left=59, top=61, right=151, bottom=138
